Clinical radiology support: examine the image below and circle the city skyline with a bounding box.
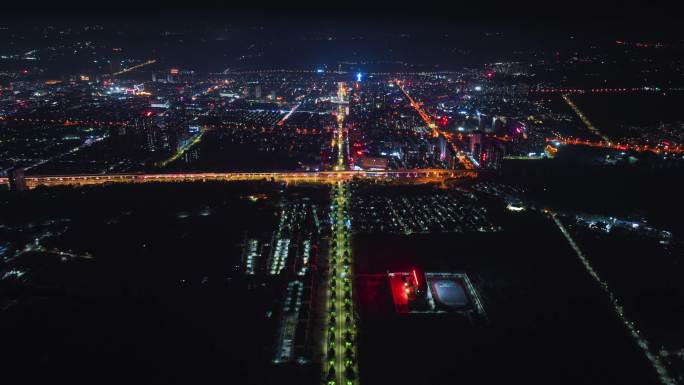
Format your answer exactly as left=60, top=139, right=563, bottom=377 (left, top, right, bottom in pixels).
left=2, top=12, right=684, bottom=385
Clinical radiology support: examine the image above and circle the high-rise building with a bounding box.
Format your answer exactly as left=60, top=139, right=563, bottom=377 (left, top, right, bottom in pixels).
left=480, top=142, right=504, bottom=170
left=470, top=133, right=504, bottom=170
left=136, top=117, right=162, bottom=153
left=254, top=84, right=262, bottom=99
left=243, top=86, right=250, bottom=98
left=470, top=132, right=483, bottom=154
left=8, top=168, right=27, bottom=192
left=167, top=69, right=179, bottom=83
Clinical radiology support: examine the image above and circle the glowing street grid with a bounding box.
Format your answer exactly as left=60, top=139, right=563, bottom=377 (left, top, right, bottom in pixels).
left=324, top=181, right=359, bottom=385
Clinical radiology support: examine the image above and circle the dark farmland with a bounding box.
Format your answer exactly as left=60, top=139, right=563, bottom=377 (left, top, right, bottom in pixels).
left=352, top=209, right=660, bottom=385
left=0, top=182, right=317, bottom=385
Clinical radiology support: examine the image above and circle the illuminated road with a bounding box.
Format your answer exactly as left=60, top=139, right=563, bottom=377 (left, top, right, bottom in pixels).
left=562, top=94, right=611, bottom=143
left=277, top=102, right=302, bottom=126
left=325, top=181, right=358, bottom=385
left=547, top=137, right=684, bottom=155
left=531, top=86, right=667, bottom=95
left=0, top=116, right=131, bottom=127
left=335, top=112, right=347, bottom=170
left=156, top=130, right=205, bottom=167
left=395, top=80, right=474, bottom=169
left=323, top=83, right=360, bottom=384
left=332, top=82, right=350, bottom=170
left=395, top=80, right=437, bottom=137
left=0, top=169, right=478, bottom=190
left=480, top=133, right=681, bottom=155
left=550, top=212, right=675, bottom=385
left=108, top=59, right=157, bottom=77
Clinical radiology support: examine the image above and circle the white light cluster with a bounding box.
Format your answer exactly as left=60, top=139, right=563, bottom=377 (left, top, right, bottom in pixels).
left=298, top=240, right=311, bottom=276
left=244, top=239, right=258, bottom=275
left=274, top=280, right=304, bottom=363
left=270, top=238, right=290, bottom=275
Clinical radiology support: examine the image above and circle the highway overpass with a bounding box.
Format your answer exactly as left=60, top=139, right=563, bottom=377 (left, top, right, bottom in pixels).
left=1, top=169, right=478, bottom=189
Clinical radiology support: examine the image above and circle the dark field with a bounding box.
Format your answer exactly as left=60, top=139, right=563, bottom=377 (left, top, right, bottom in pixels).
left=571, top=93, right=684, bottom=138
left=0, top=182, right=326, bottom=385
left=353, top=209, right=660, bottom=385
left=501, top=155, right=684, bottom=237
left=562, top=219, right=684, bottom=377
